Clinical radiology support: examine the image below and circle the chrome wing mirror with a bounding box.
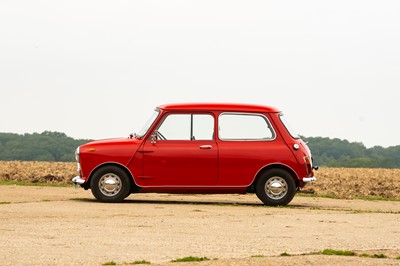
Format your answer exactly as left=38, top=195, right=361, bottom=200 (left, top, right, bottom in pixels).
left=150, top=133, right=157, bottom=144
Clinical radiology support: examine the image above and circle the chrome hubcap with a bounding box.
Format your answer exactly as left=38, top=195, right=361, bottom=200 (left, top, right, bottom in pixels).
left=265, top=176, right=288, bottom=200
left=99, top=173, right=121, bottom=196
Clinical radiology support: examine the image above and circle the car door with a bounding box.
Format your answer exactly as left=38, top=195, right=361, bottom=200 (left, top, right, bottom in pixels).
left=217, top=112, right=280, bottom=186
left=140, top=113, right=218, bottom=186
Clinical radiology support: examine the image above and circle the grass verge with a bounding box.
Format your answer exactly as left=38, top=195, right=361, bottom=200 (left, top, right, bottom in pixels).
left=298, top=193, right=400, bottom=202
left=360, top=253, right=387, bottom=258
left=171, top=256, right=210, bottom=263
left=130, top=260, right=151, bottom=264
left=0, top=180, right=69, bottom=187
left=320, top=249, right=355, bottom=256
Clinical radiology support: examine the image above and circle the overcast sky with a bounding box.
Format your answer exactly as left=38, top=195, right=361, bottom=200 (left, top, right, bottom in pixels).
left=1, top=1, right=399, bottom=148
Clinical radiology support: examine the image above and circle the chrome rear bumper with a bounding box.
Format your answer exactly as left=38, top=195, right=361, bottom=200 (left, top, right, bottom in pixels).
left=302, top=176, right=317, bottom=183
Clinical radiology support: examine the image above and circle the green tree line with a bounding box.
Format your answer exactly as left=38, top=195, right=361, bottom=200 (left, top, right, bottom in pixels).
left=0, top=132, right=399, bottom=168
left=303, top=136, right=400, bottom=168
left=0, top=131, right=90, bottom=162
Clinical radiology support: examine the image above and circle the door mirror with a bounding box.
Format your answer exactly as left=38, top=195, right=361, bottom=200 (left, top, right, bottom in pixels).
left=150, top=134, right=157, bottom=144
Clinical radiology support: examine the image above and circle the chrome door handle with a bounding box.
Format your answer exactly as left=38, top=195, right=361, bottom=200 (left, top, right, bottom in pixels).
left=199, top=145, right=212, bottom=149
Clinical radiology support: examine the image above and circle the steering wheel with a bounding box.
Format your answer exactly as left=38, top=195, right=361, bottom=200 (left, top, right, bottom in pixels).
left=155, top=130, right=166, bottom=140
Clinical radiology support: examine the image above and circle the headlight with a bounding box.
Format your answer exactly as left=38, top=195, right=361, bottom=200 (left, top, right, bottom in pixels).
left=75, top=147, right=80, bottom=162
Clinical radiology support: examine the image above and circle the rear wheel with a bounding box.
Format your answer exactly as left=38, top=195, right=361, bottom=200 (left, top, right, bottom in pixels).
left=90, top=166, right=131, bottom=203
left=255, top=169, right=296, bottom=206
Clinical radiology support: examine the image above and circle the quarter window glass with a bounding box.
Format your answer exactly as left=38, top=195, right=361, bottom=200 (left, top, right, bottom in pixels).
left=157, top=114, right=214, bottom=141
left=219, top=114, right=275, bottom=140
left=279, top=114, right=300, bottom=139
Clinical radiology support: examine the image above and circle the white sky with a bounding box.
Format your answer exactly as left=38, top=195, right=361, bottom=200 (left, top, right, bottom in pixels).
left=0, top=0, right=399, bottom=148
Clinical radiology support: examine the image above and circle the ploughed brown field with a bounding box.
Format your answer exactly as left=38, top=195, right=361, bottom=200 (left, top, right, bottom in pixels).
left=0, top=161, right=399, bottom=199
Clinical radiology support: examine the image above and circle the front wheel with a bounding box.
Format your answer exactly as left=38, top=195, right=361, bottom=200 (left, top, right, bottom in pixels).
left=255, top=169, right=296, bottom=206
left=90, top=166, right=131, bottom=203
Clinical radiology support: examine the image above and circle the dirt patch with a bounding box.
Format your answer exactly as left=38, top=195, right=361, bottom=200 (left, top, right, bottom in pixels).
left=0, top=185, right=399, bottom=265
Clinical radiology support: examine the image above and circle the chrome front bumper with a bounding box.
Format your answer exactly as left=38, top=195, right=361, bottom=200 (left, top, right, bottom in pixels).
left=302, top=176, right=317, bottom=183
left=72, top=176, right=85, bottom=185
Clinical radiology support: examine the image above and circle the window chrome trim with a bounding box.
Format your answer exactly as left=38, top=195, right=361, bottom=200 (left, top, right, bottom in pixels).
left=217, top=112, right=276, bottom=141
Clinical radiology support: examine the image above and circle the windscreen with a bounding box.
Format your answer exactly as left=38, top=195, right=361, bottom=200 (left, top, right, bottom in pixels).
left=137, top=109, right=160, bottom=138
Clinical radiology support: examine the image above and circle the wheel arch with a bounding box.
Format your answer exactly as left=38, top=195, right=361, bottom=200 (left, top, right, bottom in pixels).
left=249, top=163, right=300, bottom=192
left=85, top=162, right=139, bottom=192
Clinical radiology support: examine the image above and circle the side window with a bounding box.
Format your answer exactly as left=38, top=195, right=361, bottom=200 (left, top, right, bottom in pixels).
left=157, top=114, right=214, bottom=141
left=219, top=113, right=275, bottom=140
left=157, top=114, right=191, bottom=140
left=193, top=115, right=214, bottom=140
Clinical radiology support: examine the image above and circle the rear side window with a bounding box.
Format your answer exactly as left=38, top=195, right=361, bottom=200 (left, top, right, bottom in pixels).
left=279, top=114, right=300, bottom=139
left=218, top=113, right=275, bottom=140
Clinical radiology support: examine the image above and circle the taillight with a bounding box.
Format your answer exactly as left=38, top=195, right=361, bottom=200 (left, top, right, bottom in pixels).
left=304, top=156, right=312, bottom=175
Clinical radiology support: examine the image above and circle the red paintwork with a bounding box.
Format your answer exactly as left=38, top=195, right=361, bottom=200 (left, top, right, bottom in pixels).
left=158, top=103, right=280, bottom=113
left=77, top=103, right=314, bottom=193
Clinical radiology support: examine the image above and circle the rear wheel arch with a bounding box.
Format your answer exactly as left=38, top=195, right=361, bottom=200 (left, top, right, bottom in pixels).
left=250, top=164, right=300, bottom=191
left=255, top=168, right=297, bottom=206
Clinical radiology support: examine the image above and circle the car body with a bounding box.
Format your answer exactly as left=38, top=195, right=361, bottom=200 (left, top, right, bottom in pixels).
left=72, top=103, right=317, bottom=206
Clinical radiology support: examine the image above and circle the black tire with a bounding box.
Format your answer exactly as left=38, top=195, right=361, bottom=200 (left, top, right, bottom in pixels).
left=255, top=169, right=296, bottom=206
left=90, top=166, right=131, bottom=203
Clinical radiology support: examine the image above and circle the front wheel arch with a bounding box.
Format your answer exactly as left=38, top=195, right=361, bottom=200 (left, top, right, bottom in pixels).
left=88, top=163, right=138, bottom=201
left=89, top=163, right=138, bottom=188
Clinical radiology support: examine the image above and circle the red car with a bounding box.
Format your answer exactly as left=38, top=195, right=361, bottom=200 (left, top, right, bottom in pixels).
left=73, top=103, right=317, bottom=206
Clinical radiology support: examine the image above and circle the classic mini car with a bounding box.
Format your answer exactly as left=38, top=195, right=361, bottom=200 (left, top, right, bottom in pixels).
left=73, top=103, right=317, bottom=206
